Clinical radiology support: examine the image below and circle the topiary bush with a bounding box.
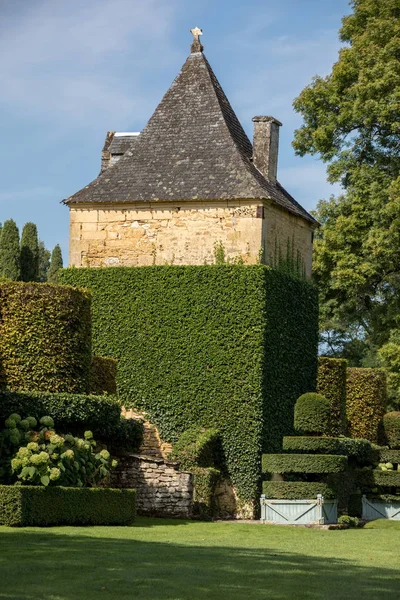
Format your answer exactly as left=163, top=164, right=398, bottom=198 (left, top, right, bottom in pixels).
left=294, top=393, right=331, bottom=435
left=282, top=436, right=375, bottom=464
left=346, top=368, right=387, bottom=443
left=262, top=481, right=335, bottom=499
left=382, top=412, right=400, bottom=449
left=0, top=486, right=136, bottom=526
left=317, top=357, right=347, bottom=435
left=262, top=453, right=347, bottom=474
left=90, top=356, right=118, bottom=395
left=59, top=265, right=319, bottom=505
left=107, top=416, right=144, bottom=454
left=0, top=282, right=91, bottom=393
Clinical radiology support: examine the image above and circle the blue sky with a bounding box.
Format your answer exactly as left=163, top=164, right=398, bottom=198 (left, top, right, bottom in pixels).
left=0, top=0, right=351, bottom=261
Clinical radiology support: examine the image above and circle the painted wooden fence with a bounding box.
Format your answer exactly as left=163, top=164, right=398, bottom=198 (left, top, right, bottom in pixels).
left=260, top=494, right=337, bottom=525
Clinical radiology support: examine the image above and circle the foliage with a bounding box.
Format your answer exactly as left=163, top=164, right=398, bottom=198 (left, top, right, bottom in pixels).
left=282, top=436, right=375, bottom=464
left=59, top=265, right=319, bottom=503
left=90, top=356, right=118, bottom=395
left=293, top=1, right=400, bottom=393
left=379, top=448, right=400, bottom=464
left=20, top=222, right=39, bottom=282
left=262, top=481, right=335, bottom=499
left=107, top=416, right=144, bottom=454
left=382, top=411, right=400, bottom=449
left=262, top=453, right=347, bottom=474
left=346, top=368, right=387, bottom=442
left=0, top=220, right=20, bottom=281
left=294, top=393, right=331, bottom=435
left=0, top=390, right=123, bottom=441
left=1, top=413, right=117, bottom=487
left=270, top=235, right=306, bottom=280
left=0, top=282, right=92, bottom=393
left=317, top=357, right=347, bottom=435
left=338, top=515, right=360, bottom=528
left=47, top=244, right=63, bottom=283
left=0, top=486, right=136, bottom=526
left=38, top=241, right=51, bottom=282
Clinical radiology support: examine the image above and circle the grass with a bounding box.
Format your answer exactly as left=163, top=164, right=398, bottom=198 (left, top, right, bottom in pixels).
left=0, top=518, right=399, bottom=599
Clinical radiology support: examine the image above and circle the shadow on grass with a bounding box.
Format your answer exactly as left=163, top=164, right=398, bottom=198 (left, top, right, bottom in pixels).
left=0, top=528, right=399, bottom=600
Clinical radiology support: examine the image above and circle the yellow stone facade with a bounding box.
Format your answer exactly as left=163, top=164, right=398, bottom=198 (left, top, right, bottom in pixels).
left=69, top=199, right=314, bottom=276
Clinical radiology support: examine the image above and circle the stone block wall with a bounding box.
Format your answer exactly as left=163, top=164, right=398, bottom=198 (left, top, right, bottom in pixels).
left=110, top=454, right=193, bottom=518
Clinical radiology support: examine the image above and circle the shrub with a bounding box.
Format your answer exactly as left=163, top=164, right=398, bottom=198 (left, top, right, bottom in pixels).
left=262, top=481, right=335, bottom=499
left=107, top=417, right=144, bottom=453
left=90, top=356, right=118, bottom=395
left=282, top=436, right=375, bottom=463
left=379, top=449, right=400, bottom=464
left=317, top=357, right=347, bottom=435
left=338, top=515, right=360, bottom=528
left=191, top=466, right=221, bottom=518
left=294, top=393, right=331, bottom=435
left=59, top=265, right=319, bottom=504
left=0, top=390, right=121, bottom=440
left=382, top=412, right=400, bottom=449
left=0, top=282, right=91, bottom=393
left=346, top=368, right=387, bottom=443
left=262, top=453, right=347, bottom=474
left=0, top=486, right=136, bottom=526
left=355, top=467, right=400, bottom=488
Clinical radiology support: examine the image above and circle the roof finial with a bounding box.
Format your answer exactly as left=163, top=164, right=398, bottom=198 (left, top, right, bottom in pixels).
left=190, top=27, right=203, bottom=53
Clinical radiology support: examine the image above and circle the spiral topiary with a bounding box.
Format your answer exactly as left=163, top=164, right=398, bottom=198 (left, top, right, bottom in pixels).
left=294, top=392, right=331, bottom=435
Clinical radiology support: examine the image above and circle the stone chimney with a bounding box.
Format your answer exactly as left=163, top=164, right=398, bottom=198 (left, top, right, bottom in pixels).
left=252, top=116, right=282, bottom=183
left=100, top=131, right=115, bottom=174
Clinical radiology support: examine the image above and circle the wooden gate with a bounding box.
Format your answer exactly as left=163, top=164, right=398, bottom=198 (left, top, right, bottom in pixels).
left=260, top=494, right=337, bottom=525
left=362, top=495, right=400, bottom=521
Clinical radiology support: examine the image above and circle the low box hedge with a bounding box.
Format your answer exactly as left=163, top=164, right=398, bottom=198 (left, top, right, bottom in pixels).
left=379, top=449, right=400, bottom=464
left=262, top=454, right=347, bottom=474
left=0, top=486, right=136, bottom=526
left=282, top=436, right=374, bottom=463
left=262, top=481, right=336, bottom=499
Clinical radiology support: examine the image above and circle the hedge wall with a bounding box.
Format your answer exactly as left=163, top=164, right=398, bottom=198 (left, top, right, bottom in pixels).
left=0, top=283, right=91, bottom=393
left=0, top=486, right=136, bottom=526
left=346, top=368, right=387, bottom=443
left=317, top=357, right=347, bottom=435
left=282, top=436, right=374, bottom=463
left=60, top=266, right=318, bottom=503
left=379, top=449, right=400, bottom=464
left=383, top=412, right=400, bottom=449
left=262, top=453, right=347, bottom=474
left=90, top=356, right=118, bottom=395
left=262, top=481, right=335, bottom=499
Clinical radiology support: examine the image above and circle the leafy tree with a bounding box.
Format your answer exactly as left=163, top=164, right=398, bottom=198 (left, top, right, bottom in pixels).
left=292, top=0, right=400, bottom=405
left=38, top=240, right=51, bottom=282
left=48, top=244, right=63, bottom=283
left=20, top=222, right=39, bottom=282
left=0, top=220, right=20, bottom=281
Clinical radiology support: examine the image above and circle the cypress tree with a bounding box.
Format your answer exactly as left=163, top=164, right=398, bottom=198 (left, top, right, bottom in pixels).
left=20, top=222, right=39, bottom=282
left=0, top=219, right=20, bottom=280
left=48, top=244, right=63, bottom=283
left=38, top=241, right=51, bottom=282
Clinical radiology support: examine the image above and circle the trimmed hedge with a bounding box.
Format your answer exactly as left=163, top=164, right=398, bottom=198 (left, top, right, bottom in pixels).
left=317, top=357, right=347, bottom=435
left=383, top=412, right=400, bottom=449
left=262, top=453, right=347, bottom=474
left=379, top=448, right=400, bottom=464
left=262, top=481, right=335, bottom=499
left=0, top=390, right=121, bottom=440
left=355, top=468, right=400, bottom=488
left=366, top=493, right=400, bottom=503
left=294, top=393, right=331, bottom=435
left=282, top=436, right=374, bottom=464
left=90, top=356, right=118, bottom=395
left=346, top=368, right=387, bottom=443
left=60, top=266, right=318, bottom=503
left=0, top=485, right=136, bottom=526
left=0, top=282, right=92, bottom=393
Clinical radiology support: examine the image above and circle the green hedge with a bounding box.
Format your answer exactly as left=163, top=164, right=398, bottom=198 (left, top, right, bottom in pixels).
left=366, top=493, right=400, bottom=503
left=262, top=453, right=347, bottom=474
left=282, top=436, right=374, bottom=463
left=60, top=266, right=318, bottom=503
left=0, top=390, right=121, bottom=439
left=90, top=356, right=118, bottom=395
left=383, top=412, right=400, bottom=449
left=355, top=468, right=400, bottom=488
left=379, top=449, right=400, bottom=464
left=317, top=357, right=347, bottom=435
left=262, top=481, right=335, bottom=499
left=346, top=368, right=387, bottom=443
left=0, top=486, right=136, bottom=526
left=0, top=282, right=91, bottom=393
left=294, top=393, right=331, bottom=435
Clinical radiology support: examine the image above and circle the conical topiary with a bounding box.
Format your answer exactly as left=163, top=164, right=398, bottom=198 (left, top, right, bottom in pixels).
left=47, top=244, right=63, bottom=283
left=0, top=219, right=20, bottom=281
left=20, top=222, right=39, bottom=282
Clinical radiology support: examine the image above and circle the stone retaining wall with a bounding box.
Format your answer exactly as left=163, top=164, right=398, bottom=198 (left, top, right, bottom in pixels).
left=110, top=454, right=193, bottom=518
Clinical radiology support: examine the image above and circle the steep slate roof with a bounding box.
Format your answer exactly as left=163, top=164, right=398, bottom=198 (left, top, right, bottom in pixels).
left=109, top=134, right=140, bottom=155
left=64, top=43, right=316, bottom=224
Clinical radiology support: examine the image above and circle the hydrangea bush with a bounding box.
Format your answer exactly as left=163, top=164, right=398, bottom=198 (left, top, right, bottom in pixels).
left=1, top=413, right=117, bottom=487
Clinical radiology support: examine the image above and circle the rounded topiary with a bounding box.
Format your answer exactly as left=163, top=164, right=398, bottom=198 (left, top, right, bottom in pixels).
left=383, top=412, right=400, bottom=449
left=294, top=393, right=331, bottom=435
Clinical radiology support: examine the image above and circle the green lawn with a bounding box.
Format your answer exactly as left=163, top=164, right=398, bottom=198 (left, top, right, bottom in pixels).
left=0, top=518, right=399, bottom=600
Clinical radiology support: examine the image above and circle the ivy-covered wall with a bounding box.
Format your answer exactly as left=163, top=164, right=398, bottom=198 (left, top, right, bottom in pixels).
left=60, top=266, right=318, bottom=504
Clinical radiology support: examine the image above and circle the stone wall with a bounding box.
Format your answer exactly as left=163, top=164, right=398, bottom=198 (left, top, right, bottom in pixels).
left=123, top=407, right=172, bottom=459
left=110, top=454, right=193, bottom=518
